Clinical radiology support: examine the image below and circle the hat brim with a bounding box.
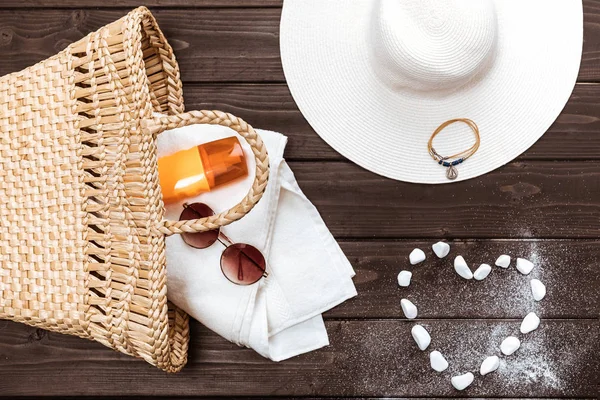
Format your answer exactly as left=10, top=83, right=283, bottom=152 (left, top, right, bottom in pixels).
left=280, top=0, right=583, bottom=184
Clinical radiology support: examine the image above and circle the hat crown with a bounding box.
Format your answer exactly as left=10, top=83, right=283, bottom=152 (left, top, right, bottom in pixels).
left=370, top=0, right=498, bottom=92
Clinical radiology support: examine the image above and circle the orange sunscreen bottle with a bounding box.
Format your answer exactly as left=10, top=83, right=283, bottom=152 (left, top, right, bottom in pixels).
left=158, top=136, right=248, bottom=204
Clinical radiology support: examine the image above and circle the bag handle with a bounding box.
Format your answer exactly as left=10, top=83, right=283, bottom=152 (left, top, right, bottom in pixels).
left=143, top=110, right=269, bottom=237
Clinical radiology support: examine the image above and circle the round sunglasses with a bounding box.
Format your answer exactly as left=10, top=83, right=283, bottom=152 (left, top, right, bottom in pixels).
left=179, top=202, right=268, bottom=285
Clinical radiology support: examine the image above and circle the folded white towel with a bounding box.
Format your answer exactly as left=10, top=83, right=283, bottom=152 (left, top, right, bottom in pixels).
left=158, top=122, right=357, bottom=361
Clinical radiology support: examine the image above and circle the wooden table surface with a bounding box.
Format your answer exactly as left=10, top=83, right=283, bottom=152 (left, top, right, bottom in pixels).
left=0, top=1, right=599, bottom=398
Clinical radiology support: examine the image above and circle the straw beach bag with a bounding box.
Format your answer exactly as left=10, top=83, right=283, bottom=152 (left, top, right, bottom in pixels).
left=0, top=7, right=269, bottom=372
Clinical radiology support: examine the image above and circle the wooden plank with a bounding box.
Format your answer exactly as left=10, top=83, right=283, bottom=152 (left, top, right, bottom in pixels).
left=0, top=5, right=599, bottom=82
left=0, top=0, right=283, bottom=7
left=5, top=398, right=590, bottom=400
left=0, top=8, right=281, bottom=82
left=288, top=160, right=600, bottom=239
left=182, top=83, right=600, bottom=161
left=332, top=240, right=600, bottom=319
left=0, top=319, right=596, bottom=397
left=581, top=0, right=600, bottom=82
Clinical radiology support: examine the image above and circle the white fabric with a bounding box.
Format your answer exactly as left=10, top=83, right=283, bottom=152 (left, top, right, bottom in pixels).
left=279, top=0, right=583, bottom=183
left=158, top=123, right=357, bottom=361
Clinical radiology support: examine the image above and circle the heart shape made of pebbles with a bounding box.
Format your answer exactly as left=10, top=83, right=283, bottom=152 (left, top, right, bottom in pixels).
left=398, top=243, right=547, bottom=391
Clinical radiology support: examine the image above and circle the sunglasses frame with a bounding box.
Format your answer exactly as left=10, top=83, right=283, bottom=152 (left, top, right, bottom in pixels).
left=180, top=202, right=268, bottom=286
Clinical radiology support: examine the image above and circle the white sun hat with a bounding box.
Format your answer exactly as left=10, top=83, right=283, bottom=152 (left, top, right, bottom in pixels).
left=280, top=0, right=583, bottom=183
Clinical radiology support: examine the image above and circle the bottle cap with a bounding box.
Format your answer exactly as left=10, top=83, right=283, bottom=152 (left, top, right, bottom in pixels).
left=198, top=136, right=248, bottom=189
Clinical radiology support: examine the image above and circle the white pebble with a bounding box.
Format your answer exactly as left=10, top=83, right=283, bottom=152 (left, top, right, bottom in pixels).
left=401, top=299, right=418, bottom=320
left=495, top=254, right=511, bottom=268
left=480, top=355, right=500, bottom=375
left=451, top=372, right=474, bottom=391
left=530, top=279, right=546, bottom=301
left=411, top=324, right=431, bottom=351
left=516, top=258, right=534, bottom=275
left=409, top=248, right=426, bottom=265
left=432, top=241, right=450, bottom=258
left=501, top=336, right=521, bottom=355
left=454, top=256, right=473, bottom=280
left=473, top=263, right=492, bottom=280
left=397, top=270, right=412, bottom=287
left=430, top=350, right=449, bottom=372
left=520, top=312, right=541, bottom=333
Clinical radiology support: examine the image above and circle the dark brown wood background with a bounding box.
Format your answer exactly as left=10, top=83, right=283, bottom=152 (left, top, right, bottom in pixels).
left=0, top=1, right=598, bottom=398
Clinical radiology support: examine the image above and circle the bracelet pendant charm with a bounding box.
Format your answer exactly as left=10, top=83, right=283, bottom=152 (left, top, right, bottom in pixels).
left=446, top=165, right=458, bottom=180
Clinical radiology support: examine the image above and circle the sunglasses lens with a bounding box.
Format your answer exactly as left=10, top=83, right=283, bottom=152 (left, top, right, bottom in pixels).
left=179, top=203, right=219, bottom=249
left=220, top=243, right=266, bottom=285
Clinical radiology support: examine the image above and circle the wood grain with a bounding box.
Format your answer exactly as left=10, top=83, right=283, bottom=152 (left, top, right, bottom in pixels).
left=0, top=0, right=283, bottom=7
left=333, top=240, right=600, bottom=319
left=289, top=160, right=600, bottom=239
left=581, top=0, right=600, bottom=81
left=182, top=83, right=600, bottom=161
left=0, top=9, right=281, bottom=82
left=0, top=319, right=596, bottom=397
left=0, top=5, right=599, bottom=82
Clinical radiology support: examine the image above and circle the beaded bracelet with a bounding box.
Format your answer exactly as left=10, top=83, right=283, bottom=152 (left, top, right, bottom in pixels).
left=427, top=118, right=480, bottom=180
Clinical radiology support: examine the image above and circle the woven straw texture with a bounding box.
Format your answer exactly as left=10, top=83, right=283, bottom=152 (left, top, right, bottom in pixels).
left=0, top=7, right=269, bottom=372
